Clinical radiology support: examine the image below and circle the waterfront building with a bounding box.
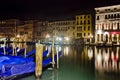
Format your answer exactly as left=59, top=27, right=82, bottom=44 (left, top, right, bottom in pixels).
left=75, top=14, right=93, bottom=43
left=95, top=5, right=120, bottom=45
left=23, top=20, right=37, bottom=41
left=48, top=20, right=76, bottom=44
left=16, top=25, right=24, bottom=42
left=35, top=21, right=48, bottom=42
left=0, top=19, right=20, bottom=41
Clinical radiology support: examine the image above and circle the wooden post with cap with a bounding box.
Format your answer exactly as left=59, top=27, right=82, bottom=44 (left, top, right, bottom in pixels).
left=35, top=42, right=43, bottom=79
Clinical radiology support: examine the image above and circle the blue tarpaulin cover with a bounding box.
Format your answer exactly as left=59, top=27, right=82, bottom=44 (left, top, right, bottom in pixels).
left=0, top=55, right=34, bottom=77
left=0, top=51, right=62, bottom=77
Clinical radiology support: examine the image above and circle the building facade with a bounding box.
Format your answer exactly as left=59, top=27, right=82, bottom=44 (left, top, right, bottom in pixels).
left=0, top=19, right=20, bottom=41
left=48, top=20, right=76, bottom=44
left=95, top=5, right=120, bottom=45
left=34, top=21, right=48, bottom=42
left=75, top=14, right=93, bottom=43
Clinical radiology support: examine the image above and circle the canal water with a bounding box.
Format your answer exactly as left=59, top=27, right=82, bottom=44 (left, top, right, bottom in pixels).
left=1, top=43, right=120, bottom=80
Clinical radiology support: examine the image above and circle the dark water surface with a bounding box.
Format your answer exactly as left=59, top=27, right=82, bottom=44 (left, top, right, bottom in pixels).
left=1, top=43, right=120, bottom=80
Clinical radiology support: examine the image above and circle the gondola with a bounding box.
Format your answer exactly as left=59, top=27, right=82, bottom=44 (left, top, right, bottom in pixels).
left=0, top=49, right=62, bottom=79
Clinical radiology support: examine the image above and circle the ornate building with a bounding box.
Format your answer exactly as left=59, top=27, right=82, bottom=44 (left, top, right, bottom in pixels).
left=95, top=5, right=120, bottom=45
left=75, top=14, right=93, bottom=43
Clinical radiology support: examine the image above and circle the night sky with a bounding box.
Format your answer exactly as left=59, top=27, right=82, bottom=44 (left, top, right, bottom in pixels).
left=0, top=0, right=120, bottom=20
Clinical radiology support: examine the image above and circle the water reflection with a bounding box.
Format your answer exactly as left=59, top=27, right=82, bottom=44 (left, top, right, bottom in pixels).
left=95, top=46, right=120, bottom=74
left=64, top=46, right=69, bottom=56
left=88, top=47, right=93, bottom=60
left=2, top=43, right=120, bottom=80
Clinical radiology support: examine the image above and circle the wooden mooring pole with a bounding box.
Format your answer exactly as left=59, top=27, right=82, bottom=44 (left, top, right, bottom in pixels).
left=52, top=36, right=55, bottom=68
left=35, top=43, right=43, bottom=79
left=3, top=39, right=6, bottom=55
left=24, top=41, right=27, bottom=58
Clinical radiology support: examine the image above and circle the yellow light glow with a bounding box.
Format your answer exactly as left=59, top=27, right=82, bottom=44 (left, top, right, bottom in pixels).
left=46, top=34, right=50, bottom=38
left=65, top=37, right=69, bottom=41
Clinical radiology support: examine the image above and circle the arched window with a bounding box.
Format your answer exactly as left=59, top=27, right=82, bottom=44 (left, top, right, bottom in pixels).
left=117, top=14, right=120, bottom=18
left=105, top=15, right=107, bottom=19
left=97, top=16, right=99, bottom=20
left=111, top=14, right=113, bottom=18
left=108, top=14, right=110, bottom=19
left=114, top=14, right=116, bottom=18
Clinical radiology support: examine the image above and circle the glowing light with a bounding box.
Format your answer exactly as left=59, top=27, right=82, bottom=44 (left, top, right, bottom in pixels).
left=46, top=34, right=50, bottom=38
left=65, top=37, right=69, bottom=41
left=56, top=37, right=62, bottom=41
left=64, top=47, right=69, bottom=56
left=96, top=53, right=102, bottom=63
left=97, top=30, right=102, bottom=34
left=104, top=53, right=109, bottom=62
left=104, top=32, right=109, bottom=35
left=88, top=49, right=93, bottom=60
left=16, top=34, right=20, bottom=38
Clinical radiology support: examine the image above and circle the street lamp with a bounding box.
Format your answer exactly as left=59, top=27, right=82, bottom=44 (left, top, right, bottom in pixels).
left=65, top=37, right=69, bottom=41
left=64, top=37, right=69, bottom=45
left=46, top=34, right=50, bottom=38
left=46, top=34, right=50, bottom=44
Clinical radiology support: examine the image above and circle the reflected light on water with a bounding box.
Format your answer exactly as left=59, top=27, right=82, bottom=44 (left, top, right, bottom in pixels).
left=95, top=46, right=120, bottom=74
left=87, top=48, right=93, bottom=60
left=56, top=46, right=62, bottom=52
left=64, top=47, right=69, bottom=56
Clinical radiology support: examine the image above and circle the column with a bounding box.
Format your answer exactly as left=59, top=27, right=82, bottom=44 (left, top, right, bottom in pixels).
left=99, top=34, right=101, bottom=43
left=117, top=34, right=119, bottom=44
left=95, top=33, right=97, bottom=43
left=108, top=34, right=110, bottom=43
